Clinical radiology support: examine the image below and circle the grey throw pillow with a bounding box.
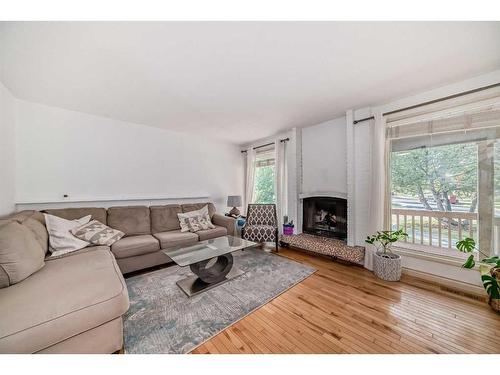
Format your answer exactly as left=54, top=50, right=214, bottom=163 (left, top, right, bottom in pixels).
left=0, top=221, right=45, bottom=288
left=71, top=220, right=125, bottom=246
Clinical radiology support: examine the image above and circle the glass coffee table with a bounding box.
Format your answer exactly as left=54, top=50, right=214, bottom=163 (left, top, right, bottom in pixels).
left=162, top=235, right=258, bottom=297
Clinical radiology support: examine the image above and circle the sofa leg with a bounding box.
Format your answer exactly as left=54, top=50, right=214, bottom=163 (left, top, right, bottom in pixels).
left=113, top=345, right=124, bottom=354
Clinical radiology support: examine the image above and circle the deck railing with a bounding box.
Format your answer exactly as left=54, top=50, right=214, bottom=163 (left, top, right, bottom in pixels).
left=391, top=208, right=478, bottom=250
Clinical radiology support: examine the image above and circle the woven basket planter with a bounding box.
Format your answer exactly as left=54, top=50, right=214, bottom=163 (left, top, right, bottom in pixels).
left=373, top=251, right=402, bottom=281
left=488, top=268, right=500, bottom=313
left=490, top=298, right=500, bottom=313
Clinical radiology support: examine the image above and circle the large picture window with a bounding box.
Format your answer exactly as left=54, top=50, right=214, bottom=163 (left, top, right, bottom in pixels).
left=387, top=97, right=500, bottom=257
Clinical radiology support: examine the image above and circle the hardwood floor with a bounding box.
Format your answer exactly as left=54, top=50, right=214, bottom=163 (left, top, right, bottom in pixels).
left=190, top=248, right=500, bottom=354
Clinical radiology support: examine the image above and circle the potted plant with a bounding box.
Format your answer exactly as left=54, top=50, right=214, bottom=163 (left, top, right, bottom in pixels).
left=365, top=229, right=408, bottom=281
left=457, top=237, right=500, bottom=313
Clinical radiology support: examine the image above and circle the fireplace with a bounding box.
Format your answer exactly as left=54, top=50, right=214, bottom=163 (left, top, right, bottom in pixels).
left=302, top=196, right=347, bottom=240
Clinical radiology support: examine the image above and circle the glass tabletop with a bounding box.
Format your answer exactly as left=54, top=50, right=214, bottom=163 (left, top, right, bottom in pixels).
left=162, top=235, right=258, bottom=267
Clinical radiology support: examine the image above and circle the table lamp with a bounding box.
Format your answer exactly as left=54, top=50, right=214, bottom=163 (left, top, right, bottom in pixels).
left=227, top=195, right=242, bottom=217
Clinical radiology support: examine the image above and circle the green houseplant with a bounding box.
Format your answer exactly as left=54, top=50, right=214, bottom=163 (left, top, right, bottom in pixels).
left=457, top=237, right=500, bottom=312
left=365, top=229, right=408, bottom=281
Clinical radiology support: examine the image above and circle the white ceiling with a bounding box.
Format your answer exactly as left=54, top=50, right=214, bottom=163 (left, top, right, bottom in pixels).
left=1, top=22, right=499, bottom=145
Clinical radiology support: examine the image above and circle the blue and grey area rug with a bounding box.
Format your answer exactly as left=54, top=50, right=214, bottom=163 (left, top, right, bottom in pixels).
left=123, top=248, right=316, bottom=354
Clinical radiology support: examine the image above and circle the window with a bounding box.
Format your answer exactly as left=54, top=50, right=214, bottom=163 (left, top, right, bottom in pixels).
left=391, top=142, right=478, bottom=249
left=252, top=149, right=276, bottom=204
left=387, top=95, right=500, bottom=257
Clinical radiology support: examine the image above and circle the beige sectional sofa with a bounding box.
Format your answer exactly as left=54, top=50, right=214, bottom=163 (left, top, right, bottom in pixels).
left=0, top=202, right=235, bottom=353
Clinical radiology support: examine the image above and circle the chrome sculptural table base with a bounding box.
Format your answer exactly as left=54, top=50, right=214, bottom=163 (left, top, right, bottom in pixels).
left=176, top=253, right=245, bottom=297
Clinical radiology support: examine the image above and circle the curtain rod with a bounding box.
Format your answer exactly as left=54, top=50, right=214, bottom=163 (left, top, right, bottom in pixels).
left=383, top=82, right=500, bottom=117
left=241, top=137, right=290, bottom=153
left=353, top=116, right=374, bottom=124
left=352, top=82, right=500, bottom=124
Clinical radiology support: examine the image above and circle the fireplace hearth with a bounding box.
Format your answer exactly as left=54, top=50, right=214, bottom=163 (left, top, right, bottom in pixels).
left=302, top=196, right=347, bottom=241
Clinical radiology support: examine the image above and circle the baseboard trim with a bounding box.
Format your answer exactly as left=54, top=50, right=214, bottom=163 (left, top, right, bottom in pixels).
left=402, top=268, right=487, bottom=301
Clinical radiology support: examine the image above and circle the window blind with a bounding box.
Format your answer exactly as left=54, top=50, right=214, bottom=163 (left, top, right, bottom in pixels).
left=255, top=158, right=275, bottom=168
left=255, top=147, right=275, bottom=167
left=387, top=87, right=500, bottom=152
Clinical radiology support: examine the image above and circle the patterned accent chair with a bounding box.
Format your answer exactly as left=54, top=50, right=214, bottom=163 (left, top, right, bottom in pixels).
left=242, top=204, right=279, bottom=252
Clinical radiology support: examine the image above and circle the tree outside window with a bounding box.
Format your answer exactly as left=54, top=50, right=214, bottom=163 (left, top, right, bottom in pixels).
left=252, top=153, right=276, bottom=204
left=391, top=139, right=500, bottom=253
left=391, top=143, right=478, bottom=214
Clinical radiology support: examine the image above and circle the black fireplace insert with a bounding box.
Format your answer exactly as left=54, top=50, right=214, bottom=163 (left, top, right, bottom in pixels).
left=302, top=196, right=347, bottom=240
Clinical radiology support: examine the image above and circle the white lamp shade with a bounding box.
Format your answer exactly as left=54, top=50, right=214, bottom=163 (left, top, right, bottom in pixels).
left=227, top=195, right=242, bottom=207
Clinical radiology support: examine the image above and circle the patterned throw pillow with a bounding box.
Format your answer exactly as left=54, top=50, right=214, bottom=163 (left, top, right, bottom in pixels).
left=177, top=205, right=215, bottom=233
left=71, top=220, right=124, bottom=246
left=185, top=215, right=216, bottom=233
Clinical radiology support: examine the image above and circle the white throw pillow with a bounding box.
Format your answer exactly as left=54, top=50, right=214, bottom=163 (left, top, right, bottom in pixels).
left=44, top=214, right=92, bottom=257
left=177, top=205, right=215, bottom=232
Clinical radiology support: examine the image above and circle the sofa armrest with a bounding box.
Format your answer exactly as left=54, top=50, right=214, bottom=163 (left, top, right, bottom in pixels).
left=212, top=214, right=236, bottom=236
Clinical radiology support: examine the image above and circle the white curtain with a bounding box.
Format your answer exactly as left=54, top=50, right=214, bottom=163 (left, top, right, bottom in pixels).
left=244, top=148, right=256, bottom=214
left=274, top=139, right=287, bottom=233
left=365, top=111, right=391, bottom=270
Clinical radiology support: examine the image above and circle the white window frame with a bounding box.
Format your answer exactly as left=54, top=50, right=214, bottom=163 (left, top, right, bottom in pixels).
left=385, top=91, right=500, bottom=259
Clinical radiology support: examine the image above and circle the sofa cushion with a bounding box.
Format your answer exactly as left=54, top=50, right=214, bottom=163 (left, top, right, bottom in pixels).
left=153, top=230, right=199, bottom=249
left=181, top=202, right=216, bottom=218
left=0, top=221, right=45, bottom=289
left=0, top=246, right=129, bottom=353
left=196, top=226, right=228, bottom=241
left=9, top=210, right=45, bottom=225
left=110, top=235, right=160, bottom=259
left=150, top=204, right=182, bottom=233
left=9, top=210, right=46, bottom=225
left=7, top=211, right=48, bottom=253
left=107, top=206, right=151, bottom=236
left=17, top=217, right=49, bottom=254
left=44, top=207, right=107, bottom=225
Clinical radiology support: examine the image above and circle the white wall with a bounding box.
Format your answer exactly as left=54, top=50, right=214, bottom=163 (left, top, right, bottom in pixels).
left=15, top=100, right=244, bottom=213
left=301, top=117, right=347, bottom=195
left=0, top=81, right=16, bottom=216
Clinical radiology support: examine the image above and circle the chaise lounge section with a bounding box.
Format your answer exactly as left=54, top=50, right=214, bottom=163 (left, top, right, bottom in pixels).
left=0, top=211, right=128, bottom=353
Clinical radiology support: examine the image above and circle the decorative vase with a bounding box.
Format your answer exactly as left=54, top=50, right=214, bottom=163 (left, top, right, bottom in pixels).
left=283, top=224, right=294, bottom=236
left=373, top=251, right=402, bottom=281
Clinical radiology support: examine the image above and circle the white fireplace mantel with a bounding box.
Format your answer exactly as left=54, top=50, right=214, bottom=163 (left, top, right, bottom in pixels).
left=298, top=191, right=347, bottom=200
